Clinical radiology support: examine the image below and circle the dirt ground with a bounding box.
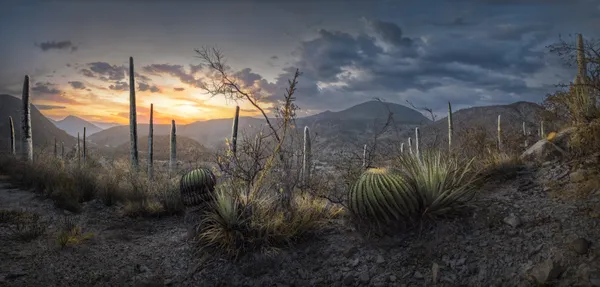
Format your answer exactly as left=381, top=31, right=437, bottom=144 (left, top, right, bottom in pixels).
left=0, top=161, right=599, bottom=287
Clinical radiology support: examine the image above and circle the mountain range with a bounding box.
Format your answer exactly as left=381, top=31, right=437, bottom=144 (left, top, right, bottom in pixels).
left=0, top=94, right=545, bottom=160
left=0, top=94, right=77, bottom=152
left=53, top=115, right=103, bottom=137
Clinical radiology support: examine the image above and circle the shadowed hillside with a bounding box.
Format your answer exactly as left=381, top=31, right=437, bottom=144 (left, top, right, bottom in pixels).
left=109, top=135, right=211, bottom=161
left=0, top=94, right=77, bottom=152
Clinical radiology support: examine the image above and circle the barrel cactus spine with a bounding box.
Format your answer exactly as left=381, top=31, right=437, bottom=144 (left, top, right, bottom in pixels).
left=348, top=167, right=416, bottom=224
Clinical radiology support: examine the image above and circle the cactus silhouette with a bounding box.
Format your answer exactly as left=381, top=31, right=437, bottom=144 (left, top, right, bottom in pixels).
left=21, top=75, right=32, bottom=162
left=148, top=103, right=154, bottom=180
left=303, top=126, right=311, bottom=186
left=448, top=102, right=453, bottom=151
left=169, top=119, right=177, bottom=175
left=129, top=56, right=139, bottom=172
left=231, top=105, right=239, bottom=155
left=8, top=116, right=15, bottom=155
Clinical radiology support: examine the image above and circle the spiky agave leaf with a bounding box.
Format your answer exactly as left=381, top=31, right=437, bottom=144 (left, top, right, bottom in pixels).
left=394, top=151, right=479, bottom=218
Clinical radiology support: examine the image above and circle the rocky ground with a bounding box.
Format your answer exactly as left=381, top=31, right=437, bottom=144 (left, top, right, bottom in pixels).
left=1, top=159, right=599, bottom=287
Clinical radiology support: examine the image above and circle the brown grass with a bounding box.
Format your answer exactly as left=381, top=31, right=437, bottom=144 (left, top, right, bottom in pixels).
left=0, top=151, right=184, bottom=217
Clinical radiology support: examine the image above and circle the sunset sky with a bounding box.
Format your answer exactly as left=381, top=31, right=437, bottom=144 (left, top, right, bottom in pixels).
left=0, top=0, right=599, bottom=125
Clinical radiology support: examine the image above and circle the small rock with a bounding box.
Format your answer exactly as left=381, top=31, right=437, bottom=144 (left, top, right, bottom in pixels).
left=343, top=274, right=354, bottom=286
left=376, top=254, right=385, bottom=264
left=570, top=170, right=588, bottom=183
left=589, top=271, right=600, bottom=287
left=432, top=262, right=440, bottom=283
left=359, top=272, right=370, bottom=283
left=503, top=213, right=522, bottom=228
left=389, top=275, right=397, bottom=282
left=351, top=258, right=360, bottom=267
left=344, top=247, right=358, bottom=258
left=529, top=259, right=564, bottom=285
left=414, top=271, right=424, bottom=279
left=571, top=238, right=591, bottom=255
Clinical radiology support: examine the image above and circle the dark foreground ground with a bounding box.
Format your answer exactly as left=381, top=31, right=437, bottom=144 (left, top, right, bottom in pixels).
left=1, top=160, right=599, bottom=287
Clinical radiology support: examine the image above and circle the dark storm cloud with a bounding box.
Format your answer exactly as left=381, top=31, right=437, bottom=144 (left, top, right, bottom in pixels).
left=174, top=87, right=185, bottom=91
left=80, top=69, right=95, bottom=78
left=108, top=81, right=129, bottom=91
left=31, top=82, right=61, bottom=94
left=35, top=40, right=78, bottom=52
left=138, top=82, right=160, bottom=93
left=68, top=81, right=86, bottom=90
left=142, top=64, right=203, bottom=88
left=263, top=18, right=562, bottom=111
left=87, top=62, right=127, bottom=81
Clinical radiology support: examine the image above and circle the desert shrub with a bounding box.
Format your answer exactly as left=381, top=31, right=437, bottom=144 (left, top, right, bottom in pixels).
left=55, top=216, right=94, bottom=248
left=193, top=181, right=342, bottom=260
left=0, top=209, right=46, bottom=241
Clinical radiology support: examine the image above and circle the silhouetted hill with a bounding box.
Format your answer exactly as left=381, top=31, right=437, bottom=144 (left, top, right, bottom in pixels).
left=55, top=115, right=103, bottom=137
left=0, top=94, right=77, bottom=153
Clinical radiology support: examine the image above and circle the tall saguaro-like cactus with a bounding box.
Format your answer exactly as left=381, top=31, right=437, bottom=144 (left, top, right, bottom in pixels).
left=448, top=102, right=453, bottom=151
left=497, top=115, right=502, bottom=151
left=21, top=75, right=33, bottom=162
left=362, top=144, right=367, bottom=168
left=83, top=127, right=87, bottom=164
left=415, top=127, right=420, bottom=159
left=77, top=132, right=81, bottom=166
left=540, top=120, right=545, bottom=139
left=408, top=137, right=413, bottom=155
left=129, top=56, right=139, bottom=172
left=303, top=126, right=312, bottom=186
left=522, top=121, right=528, bottom=148
left=8, top=116, right=15, bottom=156
left=231, top=105, right=239, bottom=155
left=169, top=120, right=177, bottom=176
left=148, top=103, right=154, bottom=180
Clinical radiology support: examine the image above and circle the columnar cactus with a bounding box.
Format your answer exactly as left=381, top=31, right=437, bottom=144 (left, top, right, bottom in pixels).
left=540, top=120, right=545, bottom=139
left=129, top=56, right=139, bottom=172
left=448, top=102, right=453, bottom=151
left=21, top=75, right=32, bottom=162
left=303, top=126, right=312, bottom=186
left=179, top=167, right=217, bottom=207
left=497, top=115, right=502, bottom=151
left=408, top=137, right=413, bottom=155
left=77, top=132, right=81, bottom=166
left=148, top=103, right=154, bottom=180
left=83, top=127, right=86, bottom=164
left=348, top=167, right=416, bottom=224
left=169, top=119, right=177, bottom=175
left=231, top=105, right=239, bottom=155
left=400, top=142, right=404, bottom=154
left=415, top=127, right=420, bottom=159
left=522, top=121, right=528, bottom=148
left=8, top=116, right=15, bottom=156
left=362, top=144, right=367, bottom=168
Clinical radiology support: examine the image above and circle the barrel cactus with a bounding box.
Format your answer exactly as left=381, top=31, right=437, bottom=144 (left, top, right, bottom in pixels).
left=348, top=167, right=418, bottom=224
left=179, top=168, right=217, bottom=207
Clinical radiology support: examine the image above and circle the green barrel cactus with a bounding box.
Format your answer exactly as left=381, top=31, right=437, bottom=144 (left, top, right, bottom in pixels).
left=179, top=168, right=217, bottom=207
left=348, top=167, right=417, bottom=224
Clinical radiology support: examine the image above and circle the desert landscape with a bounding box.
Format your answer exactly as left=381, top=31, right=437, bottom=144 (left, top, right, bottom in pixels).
left=1, top=0, right=600, bottom=286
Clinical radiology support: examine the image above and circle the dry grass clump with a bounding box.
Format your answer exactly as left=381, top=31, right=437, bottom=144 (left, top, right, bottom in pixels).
left=55, top=216, right=94, bottom=248
left=193, top=180, right=343, bottom=260
left=0, top=208, right=46, bottom=241
left=0, top=152, right=184, bottom=217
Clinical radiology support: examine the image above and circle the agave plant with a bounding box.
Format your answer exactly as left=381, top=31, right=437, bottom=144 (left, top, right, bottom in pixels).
left=179, top=167, right=217, bottom=207
left=394, top=151, right=479, bottom=218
